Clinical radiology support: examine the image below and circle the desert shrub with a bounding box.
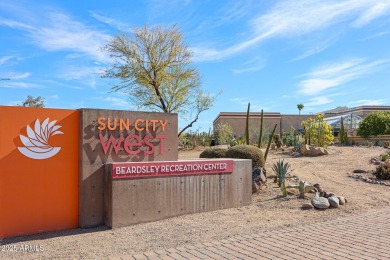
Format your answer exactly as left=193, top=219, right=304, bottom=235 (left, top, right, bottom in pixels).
left=225, top=145, right=265, bottom=169
left=199, top=148, right=228, bottom=158
left=232, top=135, right=246, bottom=146
left=357, top=111, right=390, bottom=138
left=292, top=135, right=304, bottom=153
left=374, top=160, right=390, bottom=180
left=215, top=123, right=235, bottom=145
left=282, top=128, right=295, bottom=146
left=363, top=140, right=374, bottom=147
left=301, top=114, right=334, bottom=147
left=380, top=154, right=389, bottom=162
left=273, top=134, right=283, bottom=149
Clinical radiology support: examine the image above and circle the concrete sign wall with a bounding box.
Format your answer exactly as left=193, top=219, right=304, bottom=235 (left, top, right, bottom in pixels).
left=104, top=159, right=252, bottom=228
left=79, top=109, right=178, bottom=227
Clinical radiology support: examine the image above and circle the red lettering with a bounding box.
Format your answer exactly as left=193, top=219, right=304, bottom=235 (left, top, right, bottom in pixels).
left=124, top=134, right=141, bottom=155
left=156, top=135, right=168, bottom=154
left=143, top=135, right=155, bottom=155
left=99, top=134, right=123, bottom=154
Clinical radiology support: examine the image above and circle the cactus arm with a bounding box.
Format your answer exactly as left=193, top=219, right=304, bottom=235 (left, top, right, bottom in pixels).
left=264, top=124, right=277, bottom=161
left=258, top=109, right=264, bottom=148
left=245, top=102, right=250, bottom=145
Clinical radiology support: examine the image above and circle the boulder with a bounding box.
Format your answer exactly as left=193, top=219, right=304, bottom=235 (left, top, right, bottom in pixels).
left=301, top=203, right=314, bottom=210
left=301, top=144, right=310, bottom=155
left=328, top=196, right=340, bottom=208
left=252, top=167, right=267, bottom=185
left=301, top=145, right=329, bottom=157
left=311, top=197, right=330, bottom=209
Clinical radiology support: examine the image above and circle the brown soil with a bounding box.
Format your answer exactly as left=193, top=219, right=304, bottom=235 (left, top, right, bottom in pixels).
left=2, top=146, right=390, bottom=259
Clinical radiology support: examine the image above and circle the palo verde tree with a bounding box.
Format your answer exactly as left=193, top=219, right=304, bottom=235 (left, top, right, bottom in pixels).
left=19, top=95, right=45, bottom=108
left=103, top=24, right=216, bottom=136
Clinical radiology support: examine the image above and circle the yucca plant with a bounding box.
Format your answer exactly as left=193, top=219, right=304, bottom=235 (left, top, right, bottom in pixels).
left=272, top=159, right=291, bottom=197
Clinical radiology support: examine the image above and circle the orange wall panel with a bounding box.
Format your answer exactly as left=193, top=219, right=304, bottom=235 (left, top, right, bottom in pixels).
left=0, top=106, right=79, bottom=238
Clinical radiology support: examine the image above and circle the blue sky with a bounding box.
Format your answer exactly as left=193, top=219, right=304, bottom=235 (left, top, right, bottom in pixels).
left=1, top=0, right=390, bottom=132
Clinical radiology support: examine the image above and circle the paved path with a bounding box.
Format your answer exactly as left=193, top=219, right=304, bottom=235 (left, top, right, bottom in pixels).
left=113, top=208, right=390, bottom=260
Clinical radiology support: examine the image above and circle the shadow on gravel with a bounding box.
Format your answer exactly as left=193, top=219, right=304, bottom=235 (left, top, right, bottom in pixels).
left=0, top=226, right=109, bottom=245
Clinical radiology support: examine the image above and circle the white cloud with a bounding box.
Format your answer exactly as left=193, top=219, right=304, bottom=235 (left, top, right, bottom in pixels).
left=290, top=36, right=337, bottom=61
left=348, top=99, right=386, bottom=106
left=230, top=97, right=268, bottom=111
left=298, top=58, right=389, bottom=95
left=59, top=66, right=103, bottom=80
left=0, top=81, right=40, bottom=89
left=104, top=97, right=128, bottom=107
left=360, top=31, right=390, bottom=41
left=0, top=17, right=35, bottom=30
left=0, top=56, right=14, bottom=65
left=193, top=0, right=390, bottom=62
left=11, top=72, right=31, bottom=79
left=232, top=57, right=266, bottom=74
left=352, top=2, right=390, bottom=27
left=305, top=96, right=333, bottom=106
left=88, top=11, right=131, bottom=31
left=0, top=11, right=111, bottom=63
left=28, top=13, right=111, bottom=63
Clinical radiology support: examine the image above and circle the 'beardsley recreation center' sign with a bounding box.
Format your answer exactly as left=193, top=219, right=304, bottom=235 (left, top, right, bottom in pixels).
left=112, top=160, right=234, bottom=179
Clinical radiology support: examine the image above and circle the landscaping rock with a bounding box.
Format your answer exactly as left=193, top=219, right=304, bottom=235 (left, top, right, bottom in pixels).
left=328, top=196, right=340, bottom=208
left=319, top=191, right=327, bottom=197
left=308, top=147, right=322, bottom=157
left=252, top=167, right=267, bottom=183
left=301, top=203, right=314, bottom=210
left=338, top=196, right=346, bottom=205
left=326, top=192, right=336, bottom=198
left=301, top=144, right=310, bottom=156
left=311, top=197, right=330, bottom=209
left=301, top=145, right=329, bottom=157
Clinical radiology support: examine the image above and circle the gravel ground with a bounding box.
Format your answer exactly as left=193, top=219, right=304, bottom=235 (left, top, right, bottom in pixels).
left=1, top=146, right=390, bottom=259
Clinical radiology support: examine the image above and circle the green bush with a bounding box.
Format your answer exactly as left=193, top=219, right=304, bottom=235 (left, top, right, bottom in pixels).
left=374, top=160, right=390, bottom=180
left=199, top=148, right=228, bottom=158
left=225, top=145, right=265, bottom=169
left=357, top=111, right=390, bottom=138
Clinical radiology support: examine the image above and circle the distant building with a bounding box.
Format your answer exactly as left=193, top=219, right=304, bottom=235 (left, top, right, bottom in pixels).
left=322, top=105, right=390, bottom=118
left=213, top=105, right=390, bottom=140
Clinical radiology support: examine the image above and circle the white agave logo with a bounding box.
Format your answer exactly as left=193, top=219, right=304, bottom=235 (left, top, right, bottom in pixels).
left=18, top=118, right=64, bottom=160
